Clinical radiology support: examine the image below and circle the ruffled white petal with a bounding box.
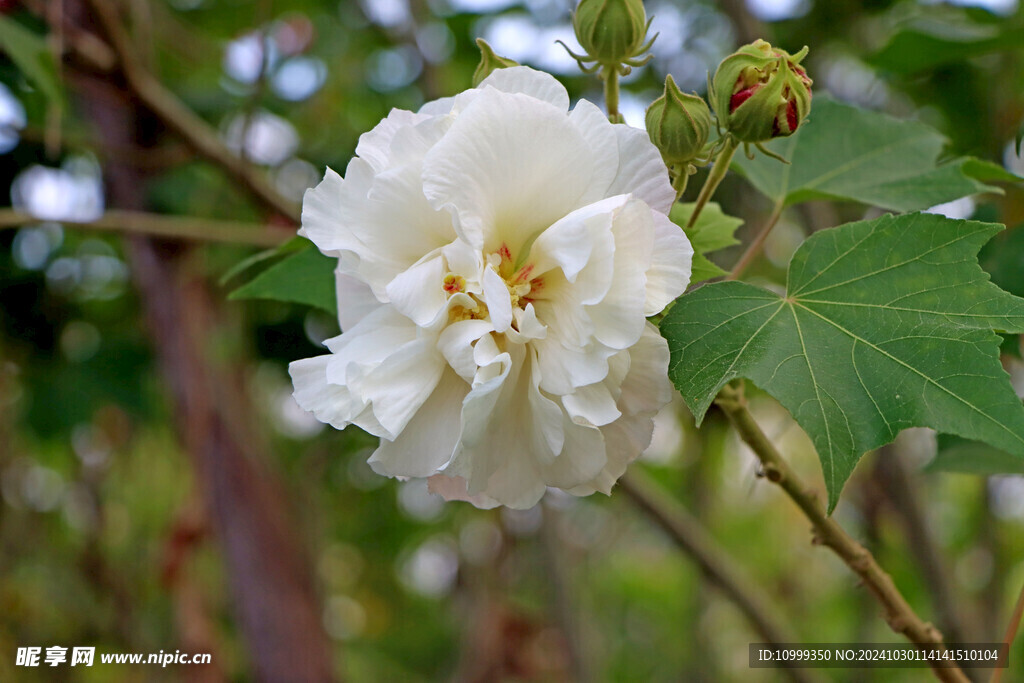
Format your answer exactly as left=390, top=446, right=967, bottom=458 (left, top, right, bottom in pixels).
left=442, top=343, right=564, bottom=508
left=289, top=355, right=366, bottom=430
left=586, top=198, right=654, bottom=349
left=385, top=253, right=448, bottom=326
left=531, top=329, right=616, bottom=395
left=569, top=324, right=671, bottom=496
left=300, top=166, right=362, bottom=255
left=421, top=88, right=604, bottom=251
left=527, top=347, right=566, bottom=459
left=317, top=306, right=443, bottom=440
left=571, top=409, right=654, bottom=496
left=615, top=322, right=674, bottom=417
left=385, top=115, right=453, bottom=167
left=562, top=382, right=622, bottom=427
left=324, top=306, right=417, bottom=377
left=418, top=95, right=456, bottom=116
left=482, top=265, right=513, bottom=333
left=438, top=319, right=493, bottom=382
left=357, top=162, right=455, bottom=278
left=336, top=269, right=383, bottom=332
left=346, top=336, right=444, bottom=440
left=355, top=108, right=433, bottom=173
left=529, top=196, right=625, bottom=284
left=510, top=304, right=546, bottom=342
left=645, top=212, right=693, bottom=315
left=303, top=160, right=454, bottom=300
left=606, top=123, right=676, bottom=215
left=567, top=99, right=620, bottom=206
left=418, top=67, right=571, bottom=121
left=478, top=66, right=571, bottom=112
left=538, top=417, right=607, bottom=490
left=368, top=369, right=468, bottom=477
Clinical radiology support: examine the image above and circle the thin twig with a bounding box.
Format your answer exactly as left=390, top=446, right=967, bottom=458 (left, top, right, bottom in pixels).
left=0, top=208, right=290, bottom=247
left=991, top=579, right=1024, bottom=683
left=28, top=0, right=114, bottom=72
left=81, top=0, right=300, bottom=222
left=714, top=382, right=970, bottom=683
left=874, top=446, right=976, bottom=646
left=727, top=199, right=784, bottom=280
left=618, top=470, right=826, bottom=683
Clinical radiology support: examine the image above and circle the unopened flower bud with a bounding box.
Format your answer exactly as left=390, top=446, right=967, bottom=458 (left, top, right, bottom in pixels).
left=645, top=75, right=711, bottom=166
left=472, top=38, right=519, bottom=87
left=710, top=39, right=812, bottom=143
left=573, top=0, right=650, bottom=69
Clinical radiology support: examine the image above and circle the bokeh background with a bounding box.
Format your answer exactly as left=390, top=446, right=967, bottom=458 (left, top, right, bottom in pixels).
left=1, top=0, right=1023, bottom=680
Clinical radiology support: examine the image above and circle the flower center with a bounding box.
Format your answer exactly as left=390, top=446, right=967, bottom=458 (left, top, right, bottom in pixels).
left=487, top=242, right=545, bottom=309
left=441, top=242, right=546, bottom=329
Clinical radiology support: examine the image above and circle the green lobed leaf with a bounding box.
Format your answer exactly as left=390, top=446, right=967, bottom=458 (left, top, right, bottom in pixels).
left=0, top=16, right=62, bottom=104
left=980, top=223, right=1024, bottom=299
left=926, top=433, right=1024, bottom=476
left=229, top=242, right=336, bottom=314
left=662, top=212, right=1024, bottom=511
left=669, top=201, right=743, bottom=283
left=732, top=97, right=996, bottom=212
left=980, top=223, right=1024, bottom=358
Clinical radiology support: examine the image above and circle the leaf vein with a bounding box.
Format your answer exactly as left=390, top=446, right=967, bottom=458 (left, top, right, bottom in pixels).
left=794, top=302, right=1024, bottom=449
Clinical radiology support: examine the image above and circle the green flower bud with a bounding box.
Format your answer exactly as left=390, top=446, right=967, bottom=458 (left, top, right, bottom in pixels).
left=645, top=75, right=711, bottom=166
left=573, top=0, right=650, bottom=69
left=709, top=39, right=812, bottom=143
left=472, top=38, right=519, bottom=87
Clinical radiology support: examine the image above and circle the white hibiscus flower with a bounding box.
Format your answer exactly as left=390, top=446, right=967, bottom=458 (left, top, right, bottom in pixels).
left=289, top=66, right=692, bottom=509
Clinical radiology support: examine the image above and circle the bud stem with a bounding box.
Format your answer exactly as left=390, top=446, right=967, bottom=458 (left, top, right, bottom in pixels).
left=686, top=136, right=738, bottom=229
left=671, top=168, right=689, bottom=204
left=603, top=68, right=621, bottom=123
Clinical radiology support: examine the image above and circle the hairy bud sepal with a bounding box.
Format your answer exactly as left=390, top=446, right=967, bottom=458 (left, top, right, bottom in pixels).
left=646, top=75, right=712, bottom=167
left=558, top=0, right=657, bottom=78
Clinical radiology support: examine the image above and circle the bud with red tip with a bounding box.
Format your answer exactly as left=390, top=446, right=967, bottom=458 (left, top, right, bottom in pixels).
left=710, top=39, right=812, bottom=144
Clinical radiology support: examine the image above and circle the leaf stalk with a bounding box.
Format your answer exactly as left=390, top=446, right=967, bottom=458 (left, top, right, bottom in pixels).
left=727, top=199, right=784, bottom=280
